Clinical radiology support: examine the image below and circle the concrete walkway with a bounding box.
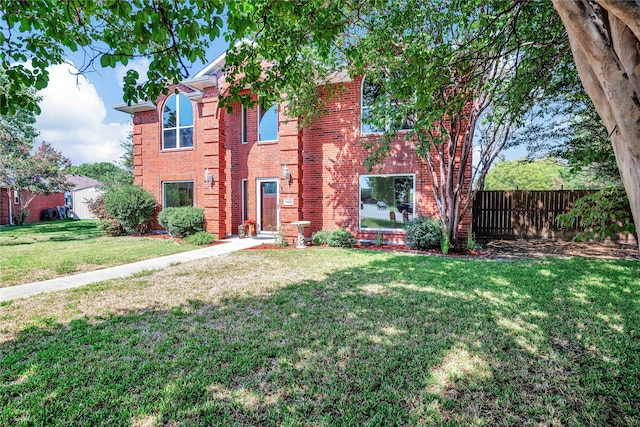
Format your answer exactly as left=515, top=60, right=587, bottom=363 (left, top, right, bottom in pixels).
left=1, top=236, right=274, bottom=302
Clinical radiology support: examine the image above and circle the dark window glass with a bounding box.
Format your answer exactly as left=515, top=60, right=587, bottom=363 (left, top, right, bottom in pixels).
left=242, top=106, right=248, bottom=144
left=242, top=179, right=248, bottom=222
left=262, top=182, right=277, bottom=194
left=163, top=129, right=176, bottom=149
left=163, top=181, right=194, bottom=207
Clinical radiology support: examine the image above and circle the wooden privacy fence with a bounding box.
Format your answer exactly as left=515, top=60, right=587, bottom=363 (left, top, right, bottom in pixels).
left=472, top=190, right=596, bottom=240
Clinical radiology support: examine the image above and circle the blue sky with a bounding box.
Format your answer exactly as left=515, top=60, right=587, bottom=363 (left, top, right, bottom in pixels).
left=34, top=39, right=229, bottom=166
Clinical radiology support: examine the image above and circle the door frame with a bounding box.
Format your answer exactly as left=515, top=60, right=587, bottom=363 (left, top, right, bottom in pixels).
left=256, top=178, right=279, bottom=233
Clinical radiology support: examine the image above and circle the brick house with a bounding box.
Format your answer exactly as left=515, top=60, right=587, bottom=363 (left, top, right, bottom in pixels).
left=0, top=186, right=64, bottom=225
left=115, top=53, right=471, bottom=244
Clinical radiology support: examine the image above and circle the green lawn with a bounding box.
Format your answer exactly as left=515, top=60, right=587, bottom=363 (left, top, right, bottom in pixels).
left=0, top=220, right=201, bottom=287
left=1, top=249, right=638, bottom=426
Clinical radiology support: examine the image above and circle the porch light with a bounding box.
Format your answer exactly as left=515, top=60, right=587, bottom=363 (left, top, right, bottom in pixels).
left=204, top=168, right=213, bottom=185
left=282, top=164, right=291, bottom=183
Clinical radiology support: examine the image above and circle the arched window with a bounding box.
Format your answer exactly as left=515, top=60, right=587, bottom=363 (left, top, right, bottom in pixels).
left=361, top=77, right=413, bottom=134
left=258, top=103, right=278, bottom=142
left=163, top=93, right=193, bottom=149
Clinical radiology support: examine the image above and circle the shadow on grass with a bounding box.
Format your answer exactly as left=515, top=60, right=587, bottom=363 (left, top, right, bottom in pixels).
left=1, top=253, right=638, bottom=426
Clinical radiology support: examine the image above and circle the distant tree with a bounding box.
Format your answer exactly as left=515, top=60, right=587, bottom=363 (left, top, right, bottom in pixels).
left=66, top=162, right=124, bottom=183
left=0, top=83, right=71, bottom=223
left=119, top=131, right=134, bottom=173
left=484, top=158, right=590, bottom=191
left=1, top=141, right=71, bottom=224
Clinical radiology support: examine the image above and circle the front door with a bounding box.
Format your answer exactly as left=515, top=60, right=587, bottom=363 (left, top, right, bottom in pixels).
left=258, top=180, right=278, bottom=232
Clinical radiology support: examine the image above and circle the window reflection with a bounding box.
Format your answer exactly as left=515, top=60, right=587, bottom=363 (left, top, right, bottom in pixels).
left=359, top=174, right=415, bottom=229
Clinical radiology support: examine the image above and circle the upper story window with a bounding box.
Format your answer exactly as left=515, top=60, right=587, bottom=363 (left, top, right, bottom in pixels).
left=163, top=93, right=193, bottom=150
left=241, top=106, right=248, bottom=144
left=361, top=77, right=413, bottom=134
left=258, top=103, right=278, bottom=142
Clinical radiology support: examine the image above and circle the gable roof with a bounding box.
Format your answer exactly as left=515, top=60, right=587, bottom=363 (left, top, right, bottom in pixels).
left=65, top=174, right=103, bottom=191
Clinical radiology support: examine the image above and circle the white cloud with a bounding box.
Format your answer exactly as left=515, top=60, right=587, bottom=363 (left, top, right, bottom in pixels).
left=35, top=63, right=132, bottom=165
left=115, top=58, right=150, bottom=89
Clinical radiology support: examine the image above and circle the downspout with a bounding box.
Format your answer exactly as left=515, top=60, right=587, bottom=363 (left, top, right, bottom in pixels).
left=8, top=188, right=13, bottom=225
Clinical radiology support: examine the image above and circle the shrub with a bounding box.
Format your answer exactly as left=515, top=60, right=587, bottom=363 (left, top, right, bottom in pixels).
left=87, top=195, right=108, bottom=220
left=184, top=231, right=216, bottom=245
left=97, top=218, right=126, bottom=236
left=103, top=184, right=157, bottom=233
left=466, top=232, right=477, bottom=251
left=158, top=207, right=205, bottom=237
left=557, top=188, right=636, bottom=241
left=327, top=229, right=356, bottom=248
left=311, top=229, right=332, bottom=245
left=404, top=215, right=442, bottom=250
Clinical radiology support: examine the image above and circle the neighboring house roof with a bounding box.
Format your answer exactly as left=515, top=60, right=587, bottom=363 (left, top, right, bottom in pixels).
left=65, top=175, right=103, bottom=191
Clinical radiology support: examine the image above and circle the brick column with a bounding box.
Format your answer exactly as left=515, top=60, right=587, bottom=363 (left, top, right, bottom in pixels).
left=200, top=90, right=226, bottom=239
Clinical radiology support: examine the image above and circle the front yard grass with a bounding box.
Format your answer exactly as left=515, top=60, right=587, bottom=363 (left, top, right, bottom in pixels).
left=0, top=220, right=201, bottom=287
left=1, top=249, right=638, bottom=426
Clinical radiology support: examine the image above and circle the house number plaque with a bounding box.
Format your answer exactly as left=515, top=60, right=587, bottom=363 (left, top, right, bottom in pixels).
left=283, top=198, right=294, bottom=206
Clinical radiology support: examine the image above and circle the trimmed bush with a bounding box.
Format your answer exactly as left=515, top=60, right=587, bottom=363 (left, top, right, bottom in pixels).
left=311, top=229, right=332, bottom=245
left=184, top=231, right=216, bottom=246
left=157, top=207, right=205, bottom=237
left=103, top=184, right=157, bottom=233
left=404, top=215, right=442, bottom=250
left=327, top=229, right=356, bottom=248
left=97, top=218, right=126, bottom=236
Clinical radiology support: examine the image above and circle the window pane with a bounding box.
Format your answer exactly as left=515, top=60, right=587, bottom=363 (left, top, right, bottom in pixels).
left=164, top=182, right=194, bottom=208
left=178, top=94, right=193, bottom=127
left=163, top=95, right=176, bottom=128
left=242, top=106, right=247, bottom=143
left=262, top=182, right=277, bottom=194
left=361, top=107, right=382, bottom=133
left=359, top=175, right=414, bottom=230
left=242, top=179, right=248, bottom=222
left=259, top=104, right=278, bottom=141
left=163, top=129, right=176, bottom=149
left=361, top=78, right=384, bottom=133
left=179, top=127, right=193, bottom=147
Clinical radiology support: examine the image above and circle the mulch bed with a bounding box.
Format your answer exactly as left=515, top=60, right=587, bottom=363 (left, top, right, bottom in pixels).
left=246, top=239, right=640, bottom=260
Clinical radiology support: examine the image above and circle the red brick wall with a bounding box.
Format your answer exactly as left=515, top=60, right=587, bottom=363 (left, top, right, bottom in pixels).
left=0, top=188, right=64, bottom=224
left=132, top=76, right=472, bottom=244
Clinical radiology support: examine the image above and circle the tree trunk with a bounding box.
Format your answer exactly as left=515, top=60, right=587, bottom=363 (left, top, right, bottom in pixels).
left=552, top=0, right=640, bottom=249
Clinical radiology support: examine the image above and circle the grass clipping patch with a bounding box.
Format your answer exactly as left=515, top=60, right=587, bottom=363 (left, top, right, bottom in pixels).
left=1, top=249, right=639, bottom=426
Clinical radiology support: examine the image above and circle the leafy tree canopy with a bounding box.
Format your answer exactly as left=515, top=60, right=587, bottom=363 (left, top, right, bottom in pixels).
left=1, top=0, right=226, bottom=115
left=483, top=157, right=606, bottom=191
left=66, top=162, right=131, bottom=187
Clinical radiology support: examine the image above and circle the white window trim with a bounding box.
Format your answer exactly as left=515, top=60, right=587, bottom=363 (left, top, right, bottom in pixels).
left=360, top=77, right=413, bottom=136
left=258, top=103, right=279, bottom=143
left=162, top=180, right=195, bottom=208
left=358, top=173, right=416, bottom=231
left=255, top=178, right=279, bottom=233
left=241, top=106, right=248, bottom=144
left=162, top=93, right=194, bottom=150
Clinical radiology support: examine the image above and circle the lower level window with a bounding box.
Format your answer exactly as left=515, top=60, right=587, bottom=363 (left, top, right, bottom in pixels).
left=359, top=174, right=415, bottom=229
left=163, top=181, right=194, bottom=207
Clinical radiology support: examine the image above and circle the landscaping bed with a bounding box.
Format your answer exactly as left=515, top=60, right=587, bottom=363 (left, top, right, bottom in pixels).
left=248, top=239, right=639, bottom=260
